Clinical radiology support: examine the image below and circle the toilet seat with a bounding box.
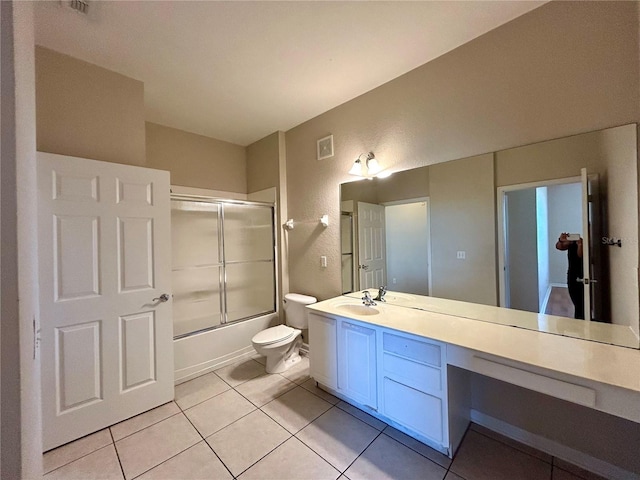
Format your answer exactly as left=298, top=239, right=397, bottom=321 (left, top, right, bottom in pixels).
left=252, top=325, right=296, bottom=346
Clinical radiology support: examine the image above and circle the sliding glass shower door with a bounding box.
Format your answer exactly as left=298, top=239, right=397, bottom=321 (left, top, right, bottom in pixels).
left=171, top=198, right=276, bottom=338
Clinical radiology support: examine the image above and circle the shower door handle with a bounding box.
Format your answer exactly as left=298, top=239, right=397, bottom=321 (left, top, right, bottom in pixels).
left=153, top=293, right=170, bottom=303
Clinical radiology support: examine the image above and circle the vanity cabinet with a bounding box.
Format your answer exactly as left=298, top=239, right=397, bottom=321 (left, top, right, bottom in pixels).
left=308, top=310, right=448, bottom=453
left=308, top=312, right=338, bottom=389
left=338, top=320, right=377, bottom=409
left=378, top=331, right=447, bottom=446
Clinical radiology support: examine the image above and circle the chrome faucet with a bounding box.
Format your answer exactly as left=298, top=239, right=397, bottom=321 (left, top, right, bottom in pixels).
left=362, top=291, right=377, bottom=307
left=374, top=286, right=387, bottom=302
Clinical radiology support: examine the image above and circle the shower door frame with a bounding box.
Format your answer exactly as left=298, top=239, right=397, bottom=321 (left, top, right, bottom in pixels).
left=171, top=194, right=277, bottom=339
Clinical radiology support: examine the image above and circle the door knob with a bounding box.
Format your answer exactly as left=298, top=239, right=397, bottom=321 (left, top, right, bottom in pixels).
left=359, top=264, right=369, bottom=270
left=153, top=293, right=170, bottom=302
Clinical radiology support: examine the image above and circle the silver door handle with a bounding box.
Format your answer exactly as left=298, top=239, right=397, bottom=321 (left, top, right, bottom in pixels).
left=359, top=264, right=369, bottom=270
left=577, top=278, right=597, bottom=285
left=153, top=293, right=170, bottom=302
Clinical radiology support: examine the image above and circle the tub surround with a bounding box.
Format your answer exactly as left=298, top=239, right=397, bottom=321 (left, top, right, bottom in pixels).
left=306, top=294, right=640, bottom=477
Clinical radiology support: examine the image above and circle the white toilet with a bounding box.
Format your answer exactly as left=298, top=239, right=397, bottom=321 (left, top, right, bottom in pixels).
left=251, top=293, right=317, bottom=373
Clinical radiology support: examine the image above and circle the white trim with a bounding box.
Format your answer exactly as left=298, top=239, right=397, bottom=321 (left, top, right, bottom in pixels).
left=170, top=184, right=247, bottom=200
left=497, top=176, right=581, bottom=308
left=470, top=410, right=639, bottom=480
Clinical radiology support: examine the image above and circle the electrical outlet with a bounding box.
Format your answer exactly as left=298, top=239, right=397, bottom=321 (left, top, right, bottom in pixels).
left=456, top=251, right=466, bottom=260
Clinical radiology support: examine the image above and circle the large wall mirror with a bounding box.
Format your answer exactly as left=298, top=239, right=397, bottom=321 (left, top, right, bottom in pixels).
left=340, top=124, right=640, bottom=348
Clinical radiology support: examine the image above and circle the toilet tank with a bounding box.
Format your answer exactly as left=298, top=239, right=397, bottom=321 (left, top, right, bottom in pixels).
left=283, top=293, right=317, bottom=329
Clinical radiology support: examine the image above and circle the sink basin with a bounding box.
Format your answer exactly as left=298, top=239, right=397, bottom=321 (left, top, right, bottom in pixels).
left=335, top=304, right=380, bottom=316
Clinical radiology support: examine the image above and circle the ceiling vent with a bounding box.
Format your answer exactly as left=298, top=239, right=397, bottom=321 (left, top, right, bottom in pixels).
left=60, top=0, right=89, bottom=15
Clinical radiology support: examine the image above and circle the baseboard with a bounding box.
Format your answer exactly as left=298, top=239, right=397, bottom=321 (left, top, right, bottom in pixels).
left=470, top=410, right=639, bottom=480
left=299, top=342, right=309, bottom=356
left=174, top=346, right=256, bottom=384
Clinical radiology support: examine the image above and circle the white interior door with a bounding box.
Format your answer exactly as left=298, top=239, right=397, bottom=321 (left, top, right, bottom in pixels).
left=38, top=152, right=174, bottom=451
left=357, top=202, right=386, bottom=289
left=581, top=167, right=600, bottom=322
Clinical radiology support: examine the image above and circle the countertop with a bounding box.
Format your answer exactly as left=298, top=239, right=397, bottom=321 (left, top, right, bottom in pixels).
left=307, top=295, right=640, bottom=394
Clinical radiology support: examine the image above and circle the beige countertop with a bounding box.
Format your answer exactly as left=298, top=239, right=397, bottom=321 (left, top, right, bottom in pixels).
left=308, top=295, right=640, bottom=394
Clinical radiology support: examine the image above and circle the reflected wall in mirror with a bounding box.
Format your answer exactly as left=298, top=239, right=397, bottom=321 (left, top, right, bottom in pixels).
left=340, top=124, right=639, bottom=348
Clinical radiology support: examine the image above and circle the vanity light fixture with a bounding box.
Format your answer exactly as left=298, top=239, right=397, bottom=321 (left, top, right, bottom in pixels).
left=349, top=152, right=391, bottom=179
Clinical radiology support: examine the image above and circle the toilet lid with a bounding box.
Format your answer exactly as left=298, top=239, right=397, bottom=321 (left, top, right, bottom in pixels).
left=252, top=325, right=295, bottom=346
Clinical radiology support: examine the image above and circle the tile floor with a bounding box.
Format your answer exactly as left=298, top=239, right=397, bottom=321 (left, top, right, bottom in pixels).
left=43, top=356, right=606, bottom=480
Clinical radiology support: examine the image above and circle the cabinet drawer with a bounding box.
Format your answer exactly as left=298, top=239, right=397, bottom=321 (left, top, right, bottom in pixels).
left=383, top=332, right=441, bottom=367
left=383, top=353, right=441, bottom=394
left=382, top=377, right=443, bottom=443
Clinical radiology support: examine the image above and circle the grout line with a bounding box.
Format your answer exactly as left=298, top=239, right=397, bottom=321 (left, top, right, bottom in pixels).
left=228, top=432, right=293, bottom=478
left=111, top=409, right=183, bottom=443
left=164, top=407, right=236, bottom=480
left=43, top=444, right=117, bottom=478
left=109, top=429, right=127, bottom=480
left=175, top=381, right=234, bottom=411
left=42, top=430, right=114, bottom=475
left=378, top=428, right=451, bottom=469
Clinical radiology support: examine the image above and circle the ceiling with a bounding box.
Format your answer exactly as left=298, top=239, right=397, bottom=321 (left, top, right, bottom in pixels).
left=34, top=1, right=544, bottom=146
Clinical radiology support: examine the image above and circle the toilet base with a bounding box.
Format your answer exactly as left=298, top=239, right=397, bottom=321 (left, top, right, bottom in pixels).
left=264, top=336, right=303, bottom=374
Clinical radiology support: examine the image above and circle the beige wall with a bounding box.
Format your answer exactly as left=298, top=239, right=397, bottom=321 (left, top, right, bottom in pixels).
left=146, top=122, right=246, bottom=193
left=35, top=46, right=146, bottom=166
left=429, top=154, right=497, bottom=305
left=247, top=132, right=280, bottom=194
left=285, top=1, right=639, bottom=302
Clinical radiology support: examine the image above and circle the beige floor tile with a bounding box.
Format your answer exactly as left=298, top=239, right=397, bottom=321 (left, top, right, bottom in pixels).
left=444, top=472, right=465, bottom=480
left=297, top=406, right=380, bottom=472
left=383, top=426, right=452, bottom=468
left=238, top=437, right=340, bottom=480
left=115, top=413, right=201, bottom=479
left=251, top=353, right=267, bottom=365
left=206, top=409, right=291, bottom=476
left=336, top=401, right=387, bottom=431
left=280, top=355, right=311, bottom=384
left=137, top=441, right=232, bottom=480
left=450, top=430, right=552, bottom=480
left=235, top=372, right=296, bottom=407
left=43, top=428, right=113, bottom=473
left=300, top=377, right=340, bottom=404
left=345, top=434, right=446, bottom=480
left=470, top=423, right=553, bottom=463
left=184, top=388, right=256, bottom=437
left=43, top=445, right=123, bottom=480
left=553, top=459, right=608, bottom=480
left=261, top=386, right=333, bottom=433
left=215, top=359, right=266, bottom=387
left=110, top=402, right=180, bottom=441
left=175, top=372, right=230, bottom=410
left=553, top=466, right=585, bottom=480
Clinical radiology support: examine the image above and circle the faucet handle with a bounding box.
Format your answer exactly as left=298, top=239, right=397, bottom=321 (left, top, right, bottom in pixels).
left=374, top=286, right=387, bottom=302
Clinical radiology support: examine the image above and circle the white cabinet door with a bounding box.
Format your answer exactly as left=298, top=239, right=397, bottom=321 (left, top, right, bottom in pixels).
left=308, top=313, right=338, bottom=389
left=338, top=319, right=377, bottom=409
left=38, top=152, right=174, bottom=450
